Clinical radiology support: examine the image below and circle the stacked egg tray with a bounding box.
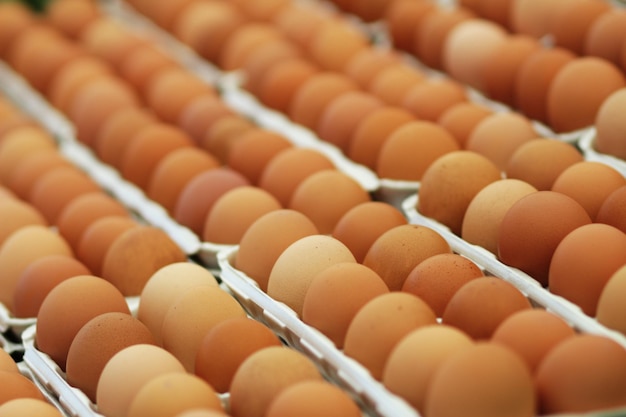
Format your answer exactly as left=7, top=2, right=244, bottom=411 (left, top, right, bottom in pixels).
left=1, top=0, right=626, bottom=416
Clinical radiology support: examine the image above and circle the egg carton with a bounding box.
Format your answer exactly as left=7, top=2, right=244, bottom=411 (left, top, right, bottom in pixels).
left=578, top=128, right=626, bottom=179
left=0, top=302, right=36, bottom=338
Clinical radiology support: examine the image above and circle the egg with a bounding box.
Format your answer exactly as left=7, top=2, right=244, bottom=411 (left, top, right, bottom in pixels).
left=101, top=225, right=187, bottom=296
left=118, top=43, right=179, bottom=96
left=235, top=209, right=319, bottom=291
left=402, top=78, right=468, bottom=122
left=176, top=95, right=235, bottom=144
left=424, top=342, right=535, bottom=417
left=0, top=2, right=35, bottom=58
left=6, top=151, right=71, bottom=200
left=384, top=0, right=435, bottom=52
left=0, top=398, right=63, bottom=417
left=382, top=325, right=474, bottom=413
left=96, top=344, right=186, bottom=417
left=267, top=234, right=356, bottom=316
left=257, top=58, right=319, bottom=113
left=0, top=126, right=56, bottom=183
left=505, top=139, right=584, bottom=191
left=0, top=198, right=47, bottom=247
left=549, top=0, right=610, bottom=55
left=597, top=265, right=626, bottom=335
left=597, top=185, right=626, bottom=233
left=437, top=101, right=493, bottom=148
left=0, top=350, right=18, bottom=373
left=218, top=23, right=282, bottom=71
left=45, top=0, right=100, bottom=39
left=265, top=380, right=361, bottom=417
left=510, top=0, right=567, bottom=38
left=344, top=292, right=437, bottom=380
left=584, top=9, right=626, bottom=67
left=491, top=309, right=576, bottom=373
left=461, top=179, right=538, bottom=254
left=65, top=312, right=155, bottom=401
left=231, top=0, right=291, bottom=22
left=175, top=410, right=229, bottom=417
left=302, top=262, right=389, bottom=348
left=367, top=63, right=426, bottom=107
left=145, top=0, right=198, bottom=31
left=79, top=17, right=146, bottom=68
left=195, top=317, right=282, bottom=393
left=272, top=2, right=330, bottom=49
left=201, top=115, right=255, bottom=162
left=343, top=47, right=403, bottom=89
left=535, top=334, right=626, bottom=414
left=308, top=19, right=369, bottom=72
left=595, top=87, right=626, bottom=160
left=0, top=372, right=45, bottom=405
left=417, top=151, right=502, bottom=236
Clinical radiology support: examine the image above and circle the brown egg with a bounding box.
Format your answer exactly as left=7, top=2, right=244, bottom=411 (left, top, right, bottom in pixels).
left=551, top=161, right=626, bottom=221
left=118, top=43, right=179, bottom=96
left=241, top=38, right=300, bottom=96
left=120, top=123, right=194, bottom=190
left=344, top=292, right=437, bottom=380
left=195, top=317, right=282, bottom=393
left=0, top=186, right=14, bottom=200
left=288, top=170, right=371, bottom=235
left=547, top=57, right=625, bottom=133
left=0, top=372, right=45, bottom=405
left=258, top=147, right=335, bottom=207
left=174, top=168, right=250, bottom=236
left=218, top=23, right=282, bottom=71
left=535, top=334, right=626, bottom=414
left=351, top=0, right=395, bottom=22
left=13, top=255, right=91, bottom=318
left=176, top=95, right=235, bottom=145
left=0, top=398, right=63, bottom=417
left=383, top=325, right=474, bottom=413
left=101, top=225, right=187, bottom=296
left=402, top=78, right=468, bottom=122
left=425, top=342, right=535, bottom=417
left=437, top=101, right=493, bottom=148
left=138, top=262, right=218, bottom=345
left=229, top=346, right=323, bottom=417
left=0, top=198, right=47, bottom=247
left=348, top=106, right=415, bottom=170
left=201, top=115, right=255, bottom=162
left=66, top=312, right=155, bottom=401
left=302, top=262, right=389, bottom=348
left=267, top=235, right=356, bottom=316
left=343, top=47, right=403, bottom=89
left=35, top=275, right=130, bottom=370
left=417, top=151, right=502, bottom=235
left=308, top=19, right=369, bottom=72
left=498, top=191, right=592, bottom=286
left=161, top=285, right=247, bottom=371
left=549, top=0, right=610, bottom=55
left=76, top=216, right=139, bottom=276
left=368, top=63, right=426, bottom=107
left=56, top=192, right=129, bottom=251
left=230, top=0, right=290, bottom=21
left=0, top=349, right=18, bottom=373
left=363, top=224, right=452, bottom=291
left=0, top=126, right=56, bottom=183
left=0, top=225, right=72, bottom=313
left=505, top=139, right=584, bottom=191
left=597, top=265, right=626, bottom=335
left=226, top=129, right=293, bottom=185
left=584, top=9, right=626, bottom=67
left=6, top=151, right=72, bottom=199
left=80, top=17, right=146, bottom=68
left=491, top=309, right=576, bottom=374
left=402, top=253, right=484, bottom=317
left=235, top=209, right=319, bottom=291
left=257, top=58, right=319, bottom=113
left=96, top=344, right=186, bottom=417
left=461, top=179, right=538, bottom=254
left=145, top=0, right=198, bottom=31
left=376, top=120, right=460, bottom=181
left=147, top=148, right=220, bottom=215
left=0, top=2, right=35, bottom=58
left=510, top=0, right=567, bottom=38
left=316, top=91, right=384, bottom=153
left=385, top=0, right=436, bottom=52
left=597, top=185, right=626, bottom=234
left=266, top=380, right=361, bottom=417
left=127, top=373, right=223, bottom=417
left=272, top=2, right=330, bottom=49
left=45, top=0, right=100, bottom=38
left=595, top=88, right=626, bottom=160
left=174, top=410, right=229, bottom=417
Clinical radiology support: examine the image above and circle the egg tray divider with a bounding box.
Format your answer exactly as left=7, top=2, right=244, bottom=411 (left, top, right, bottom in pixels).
left=579, top=128, right=626, bottom=179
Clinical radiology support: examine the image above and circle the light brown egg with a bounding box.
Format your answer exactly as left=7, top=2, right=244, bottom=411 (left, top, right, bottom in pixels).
left=0, top=198, right=47, bottom=247
left=0, top=126, right=56, bottom=183
left=138, top=262, right=218, bottom=345
left=6, top=151, right=72, bottom=200
left=0, top=225, right=72, bottom=313
left=498, top=191, right=592, bottom=286
left=201, top=115, right=255, bottom=162
left=505, top=139, right=584, bottom=191
left=368, top=63, right=426, bottom=107
left=174, top=411, right=229, bottom=417
left=510, top=0, right=567, bottom=38
left=595, top=87, right=626, bottom=160
left=551, top=161, right=626, bottom=221
left=351, top=0, right=395, bottom=22
left=0, top=372, right=45, bottom=405
left=376, top=120, right=460, bottom=181
left=13, top=255, right=91, bottom=318
left=272, top=2, right=330, bottom=49
left=266, top=380, right=361, bottom=417
left=0, top=2, right=35, bottom=58
left=229, top=346, right=323, bottom=417
left=96, top=344, right=186, bottom=417
left=177, top=95, right=235, bottom=145
left=597, top=265, right=626, bottom=335
left=66, top=312, right=155, bottom=402
left=549, top=0, right=610, bottom=55
left=461, top=179, right=538, bottom=254
left=385, top=0, right=436, bottom=52
left=118, top=43, right=179, bottom=96
left=257, top=58, right=319, bottom=113
left=267, top=235, right=356, bottom=316
left=145, top=0, right=198, bottom=31
left=343, top=47, right=403, bottom=89
left=547, top=57, right=625, bottom=133
left=0, top=398, right=63, bottom=417
left=218, top=23, right=282, bottom=71
left=425, top=342, right=535, bottom=417
left=302, top=262, right=389, bottom=348
left=417, top=151, right=502, bottom=235
left=230, top=0, right=290, bottom=21
left=45, top=0, right=100, bottom=39
left=308, top=19, right=369, bottom=72
left=195, top=317, right=282, bottom=393
left=235, top=209, right=319, bottom=291
left=383, top=325, right=474, bottom=413
left=597, top=185, right=626, bottom=234
left=79, top=17, right=146, bottom=68
left=402, top=78, right=467, bottom=122
left=491, top=309, right=576, bottom=374
left=437, top=101, right=493, bottom=148
left=535, top=335, right=626, bottom=414
left=344, top=292, right=437, bottom=380
left=35, top=275, right=130, bottom=370
left=584, top=9, right=626, bottom=67
left=0, top=350, right=18, bottom=374
left=288, top=170, right=371, bottom=235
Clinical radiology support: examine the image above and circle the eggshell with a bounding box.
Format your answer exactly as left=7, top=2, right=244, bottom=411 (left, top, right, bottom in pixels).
left=0, top=225, right=72, bottom=313
left=551, top=161, right=626, bottom=221
left=385, top=0, right=435, bottom=52
left=343, top=47, right=403, bottom=89
left=595, top=87, right=626, bottom=160
left=0, top=398, right=63, bottom=417
left=505, top=139, right=584, bottom=191
left=0, top=198, right=47, bottom=247
left=35, top=275, right=130, bottom=370
left=402, top=78, right=467, bottom=122
left=491, top=309, right=576, bottom=374
left=535, top=335, right=626, bottom=414
left=175, top=411, right=229, bottom=417
left=257, top=58, right=319, bottom=113
left=235, top=209, right=319, bottom=291
left=0, top=126, right=56, bottom=183
left=510, top=0, right=567, bottom=38
left=344, top=292, right=437, bottom=380
left=0, top=2, right=35, bottom=58
left=201, top=115, right=255, bottom=162
left=437, top=101, right=493, bottom=148
left=266, top=380, right=361, bottom=417
left=367, top=63, right=426, bottom=106
left=229, top=347, right=323, bottom=417
left=308, top=19, right=368, bottom=72
left=547, top=57, right=625, bottom=133
left=461, top=179, right=538, bottom=254
left=425, top=342, right=535, bottom=417
left=549, top=0, right=610, bottom=55
left=0, top=113, right=37, bottom=139
left=79, top=17, right=146, bottom=68
left=382, top=325, right=474, bottom=413
left=584, top=9, right=626, bottom=67
left=145, top=0, right=198, bottom=30
left=376, top=120, right=460, bottom=181
left=176, top=95, right=235, bottom=144
left=195, top=317, right=282, bottom=393
left=6, top=151, right=72, bottom=200
left=218, top=23, right=281, bottom=71
left=272, top=2, right=330, bottom=49
left=0, top=372, right=45, bottom=405
left=597, top=185, right=626, bottom=234
left=302, top=262, right=389, bottom=348
left=138, top=262, right=219, bottom=345
left=96, top=344, right=186, bottom=417
left=417, top=151, right=502, bottom=235
left=66, top=312, right=155, bottom=401
left=231, top=0, right=290, bottom=22
left=0, top=350, right=18, bottom=373
left=597, top=265, right=626, bottom=335
left=118, top=43, right=178, bottom=96
left=45, top=0, right=100, bottom=38
left=267, top=235, right=356, bottom=316
left=13, top=255, right=91, bottom=318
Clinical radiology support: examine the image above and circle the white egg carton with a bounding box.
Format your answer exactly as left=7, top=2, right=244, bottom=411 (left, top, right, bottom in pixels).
left=578, top=128, right=626, bottom=179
